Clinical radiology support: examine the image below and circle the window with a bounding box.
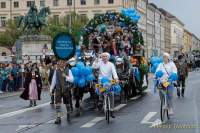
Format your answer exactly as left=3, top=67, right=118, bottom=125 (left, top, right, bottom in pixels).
left=53, top=0, right=59, bottom=6
left=40, top=0, right=45, bottom=7
left=14, top=1, right=19, bottom=8
left=27, top=1, right=35, bottom=7
left=67, top=0, right=72, bottom=6
left=80, top=0, right=86, bottom=5
left=0, top=17, right=6, bottom=27
left=94, top=0, right=100, bottom=5
left=108, top=0, right=114, bottom=4
left=1, top=2, right=6, bottom=8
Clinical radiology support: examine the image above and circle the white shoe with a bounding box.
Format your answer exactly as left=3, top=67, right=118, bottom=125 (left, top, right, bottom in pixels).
left=0, top=91, right=3, bottom=94
left=168, top=108, right=174, bottom=115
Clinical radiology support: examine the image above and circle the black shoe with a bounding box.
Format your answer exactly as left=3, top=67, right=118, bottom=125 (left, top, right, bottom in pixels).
left=67, top=113, right=71, bottom=122
left=50, top=102, right=54, bottom=105
left=110, top=111, right=115, bottom=118
left=54, top=118, right=61, bottom=124
left=34, top=101, right=37, bottom=106
left=181, top=94, right=184, bottom=97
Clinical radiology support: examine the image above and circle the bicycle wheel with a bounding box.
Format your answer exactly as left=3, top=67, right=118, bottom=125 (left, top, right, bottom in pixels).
left=106, top=97, right=110, bottom=124
left=160, top=94, right=170, bottom=122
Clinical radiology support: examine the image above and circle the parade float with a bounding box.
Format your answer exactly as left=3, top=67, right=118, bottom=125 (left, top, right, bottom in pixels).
left=81, top=8, right=149, bottom=95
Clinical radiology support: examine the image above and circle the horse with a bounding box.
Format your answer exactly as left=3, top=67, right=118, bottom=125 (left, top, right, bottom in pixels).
left=36, top=6, right=51, bottom=31
left=17, top=7, right=50, bottom=34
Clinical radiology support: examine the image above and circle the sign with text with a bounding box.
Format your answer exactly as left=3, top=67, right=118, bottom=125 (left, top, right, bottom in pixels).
left=52, top=33, right=76, bottom=60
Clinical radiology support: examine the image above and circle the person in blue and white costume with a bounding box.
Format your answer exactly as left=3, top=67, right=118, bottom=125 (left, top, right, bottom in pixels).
left=155, top=52, right=177, bottom=115
left=92, top=52, right=119, bottom=118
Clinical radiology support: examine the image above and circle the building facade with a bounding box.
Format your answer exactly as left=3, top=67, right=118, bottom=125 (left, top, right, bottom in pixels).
left=183, top=29, right=192, bottom=53
left=191, top=34, right=199, bottom=51
left=0, top=0, right=135, bottom=30
left=135, top=0, right=147, bottom=57
left=146, top=3, right=155, bottom=58
left=160, top=12, right=165, bottom=54
left=170, top=17, right=184, bottom=57
left=159, top=8, right=172, bottom=54
left=154, top=7, right=161, bottom=56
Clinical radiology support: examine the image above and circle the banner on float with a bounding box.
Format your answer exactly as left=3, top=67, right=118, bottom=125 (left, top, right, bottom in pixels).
left=52, top=32, right=76, bottom=60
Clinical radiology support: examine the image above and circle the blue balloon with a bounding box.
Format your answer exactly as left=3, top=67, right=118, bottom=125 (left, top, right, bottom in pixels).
left=76, top=62, right=85, bottom=69
left=78, top=78, right=86, bottom=88
left=113, top=84, right=122, bottom=94
left=73, top=77, right=79, bottom=85
left=71, top=67, right=79, bottom=77
left=169, top=73, right=178, bottom=81
left=86, top=74, right=95, bottom=82
left=101, top=77, right=110, bottom=84
left=79, top=66, right=87, bottom=76
left=84, top=67, right=93, bottom=76
left=151, top=65, right=158, bottom=73
left=155, top=70, right=164, bottom=78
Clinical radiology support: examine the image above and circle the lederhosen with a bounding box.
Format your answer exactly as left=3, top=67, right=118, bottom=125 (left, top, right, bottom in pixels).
left=55, top=68, right=72, bottom=104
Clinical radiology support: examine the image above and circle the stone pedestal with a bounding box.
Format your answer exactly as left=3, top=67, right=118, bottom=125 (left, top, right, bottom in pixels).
left=16, top=35, right=53, bottom=63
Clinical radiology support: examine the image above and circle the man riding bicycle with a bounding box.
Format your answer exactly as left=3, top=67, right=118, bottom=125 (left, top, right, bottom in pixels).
left=92, top=52, right=119, bottom=118
left=155, top=53, right=177, bottom=115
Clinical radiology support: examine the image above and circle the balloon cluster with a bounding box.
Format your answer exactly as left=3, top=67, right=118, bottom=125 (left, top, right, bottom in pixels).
left=155, top=71, right=178, bottom=83
left=95, top=77, right=122, bottom=95
left=155, top=70, right=164, bottom=78
left=71, top=62, right=95, bottom=88
left=82, top=10, right=144, bottom=47
left=168, top=73, right=178, bottom=82
left=150, top=56, right=163, bottom=73
left=121, top=8, right=141, bottom=22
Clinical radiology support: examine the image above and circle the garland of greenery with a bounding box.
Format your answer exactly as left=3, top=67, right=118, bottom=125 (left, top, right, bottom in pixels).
left=82, top=11, right=144, bottom=48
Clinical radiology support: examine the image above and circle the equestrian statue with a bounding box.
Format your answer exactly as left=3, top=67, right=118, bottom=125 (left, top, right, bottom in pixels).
left=17, top=5, right=50, bottom=34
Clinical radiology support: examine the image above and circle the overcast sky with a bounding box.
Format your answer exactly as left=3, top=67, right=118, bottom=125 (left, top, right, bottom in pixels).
left=149, top=0, right=200, bottom=38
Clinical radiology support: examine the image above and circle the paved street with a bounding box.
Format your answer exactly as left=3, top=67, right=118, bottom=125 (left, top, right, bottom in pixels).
left=0, top=71, right=200, bottom=133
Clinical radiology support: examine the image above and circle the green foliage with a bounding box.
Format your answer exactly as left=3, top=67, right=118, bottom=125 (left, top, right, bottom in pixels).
left=0, top=19, right=23, bottom=47
left=41, top=12, right=89, bottom=44
left=139, top=64, right=149, bottom=75
left=82, top=11, right=144, bottom=47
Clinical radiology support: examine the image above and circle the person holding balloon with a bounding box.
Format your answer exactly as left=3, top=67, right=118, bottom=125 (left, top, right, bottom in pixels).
left=50, top=60, right=74, bottom=124
left=92, top=52, right=119, bottom=118
left=155, top=52, right=178, bottom=115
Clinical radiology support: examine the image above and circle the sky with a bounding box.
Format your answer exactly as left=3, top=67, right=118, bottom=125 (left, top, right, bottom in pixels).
left=149, top=0, right=200, bottom=38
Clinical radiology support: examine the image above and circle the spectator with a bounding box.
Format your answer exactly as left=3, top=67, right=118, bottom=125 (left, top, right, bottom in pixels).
left=0, top=63, right=3, bottom=94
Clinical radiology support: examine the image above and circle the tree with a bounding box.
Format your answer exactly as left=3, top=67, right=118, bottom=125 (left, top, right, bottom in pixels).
left=42, top=12, right=89, bottom=44
left=0, top=19, right=23, bottom=47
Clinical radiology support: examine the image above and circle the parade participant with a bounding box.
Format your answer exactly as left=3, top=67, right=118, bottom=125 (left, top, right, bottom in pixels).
left=1, top=64, right=9, bottom=92
left=155, top=52, right=177, bottom=115
left=92, top=52, right=119, bottom=118
left=110, top=39, right=118, bottom=56
left=20, top=64, right=43, bottom=107
left=122, top=36, right=131, bottom=56
left=29, top=72, right=38, bottom=106
left=11, top=63, right=19, bottom=91
left=0, top=63, right=3, bottom=94
left=50, top=60, right=74, bottom=124
left=176, top=54, right=188, bottom=97
left=48, top=61, right=57, bottom=104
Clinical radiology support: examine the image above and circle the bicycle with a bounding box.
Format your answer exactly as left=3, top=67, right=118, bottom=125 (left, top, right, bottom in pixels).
left=156, top=80, right=170, bottom=122
left=95, top=80, right=116, bottom=124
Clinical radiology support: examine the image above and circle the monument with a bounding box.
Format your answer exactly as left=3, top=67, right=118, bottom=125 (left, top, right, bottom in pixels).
left=15, top=5, right=52, bottom=63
